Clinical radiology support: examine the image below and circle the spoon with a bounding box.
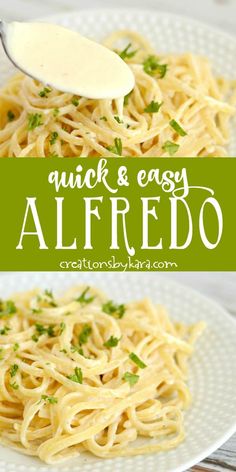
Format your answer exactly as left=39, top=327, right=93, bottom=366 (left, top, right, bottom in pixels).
left=0, top=20, right=135, bottom=99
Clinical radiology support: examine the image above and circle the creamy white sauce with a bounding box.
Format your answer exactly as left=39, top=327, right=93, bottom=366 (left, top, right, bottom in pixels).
left=4, top=21, right=135, bottom=99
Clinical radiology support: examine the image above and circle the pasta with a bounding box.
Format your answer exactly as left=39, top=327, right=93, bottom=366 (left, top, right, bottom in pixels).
left=0, top=284, right=205, bottom=464
left=0, top=30, right=235, bottom=157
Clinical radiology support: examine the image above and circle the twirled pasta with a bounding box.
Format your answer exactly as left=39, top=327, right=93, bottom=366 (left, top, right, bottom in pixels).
left=0, top=284, right=205, bottom=463
left=0, top=30, right=235, bottom=157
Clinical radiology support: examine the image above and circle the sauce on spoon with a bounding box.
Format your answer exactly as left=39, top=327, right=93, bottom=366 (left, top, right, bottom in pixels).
left=1, top=21, right=135, bottom=99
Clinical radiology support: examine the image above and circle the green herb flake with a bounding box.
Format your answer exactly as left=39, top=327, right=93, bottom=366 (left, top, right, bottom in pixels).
left=44, top=289, right=57, bottom=307
left=9, top=364, right=18, bottom=377
left=0, top=300, right=17, bottom=319
left=162, top=140, right=180, bottom=156
left=71, top=97, right=79, bottom=107
left=7, top=110, right=15, bottom=122
left=124, top=91, right=132, bottom=106
left=114, top=116, right=124, bottom=124
left=60, top=348, right=67, bottom=354
left=104, top=336, right=120, bottom=348
left=123, top=371, right=139, bottom=386
left=53, top=108, right=59, bottom=117
left=76, top=287, right=95, bottom=305
left=41, top=394, right=58, bottom=404
left=144, top=100, right=162, bottom=114
left=28, top=113, right=43, bottom=131
left=10, top=381, right=19, bottom=390
left=71, top=345, right=84, bottom=356
left=106, top=137, right=123, bottom=156
left=32, top=308, right=42, bottom=314
left=143, top=55, right=168, bottom=78
left=102, top=301, right=125, bottom=319
left=50, top=131, right=58, bottom=145
left=67, top=367, right=83, bottom=384
left=78, top=324, right=92, bottom=345
left=59, top=322, right=66, bottom=335
left=129, top=352, right=147, bottom=369
left=100, top=116, right=108, bottom=121
left=169, top=119, right=187, bottom=137
left=119, top=43, right=137, bottom=61
left=0, top=326, right=11, bottom=335
left=39, top=87, right=51, bottom=98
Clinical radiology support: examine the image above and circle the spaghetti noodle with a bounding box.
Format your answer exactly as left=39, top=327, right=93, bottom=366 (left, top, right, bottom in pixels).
left=0, top=284, right=205, bottom=463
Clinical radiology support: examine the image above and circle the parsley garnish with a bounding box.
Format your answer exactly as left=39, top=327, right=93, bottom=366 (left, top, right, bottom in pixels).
left=39, top=87, right=51, bottom=98
left=67, top=367, right=83, bottom=384
left=34, top=323, right=55, bottom=338
left=28, top=113, right=43, bottom=131
left=124, top=91, right=132, bottom=106
left=102, top=301, right=125, bottom=319
left=13, top=343, right=19, bottom=352
left=143, top=55, right=168, bottom=78
left=104, top=336, right=120, bottom=348
left=114, top=116, right=124, bottom=124
left=106, top=137, right=123, bottom=156
left=7, top=110, right=15, bottom=122
left=53, top=108, right=59, bottom=117
left=169, top=119, right=187, bottom=137
left=76, top=287, right=94, bottom=305
left=41, top=394, right=58, bottom=404
left=71, top=345, right=84, bottom=355
left=123, top=372, right=139, bottom=386
left=144, top=100, right=162, bottom=114
left=10, top=381, right=19, bottom=390
left=49, top=131, right=58, bottom=145
left=44, top=289, right=57, bottom=307
left=100, top=116, right=107, bottom=121
left=0, top=326, right=10, bottom=335
left=119, top=43, right=137, bottom=60
left=9, top=364, right=18, bottom=377
left=78, top=324, right=92, bottom=345
left=59, top=322, right=66, bottom=335
left=162, top=140, right=180, bottom=156
left=71, top=97, right=79, bottom=106
left=0, top=300, right=17, bottom=318
left=129, top=352, right=147, bottom=369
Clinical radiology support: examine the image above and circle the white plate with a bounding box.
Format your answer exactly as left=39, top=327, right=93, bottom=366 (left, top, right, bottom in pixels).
left=0, top=9, right=236, bottom=155
left=0, top=271, right=236, bottom=472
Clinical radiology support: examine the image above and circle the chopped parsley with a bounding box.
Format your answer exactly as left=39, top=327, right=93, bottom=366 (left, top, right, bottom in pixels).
left=28, top=113, right=43, bottom=131
left=143, top=55, right=168, bottom=78
left=124, top=91, right=132, bottom=106
left=0, top=326, right=11, bottom=335
left=67, top=367, right=83, bottom=384
left=0, top=300, right=17, bottom=318
left=10, top=381, right=19, bottom=390
left=169, top=119, right=187, bottom=137
left=162, top=140, right=180, bottom=156
left=44, top=289, right=57, bottom=307
left=9, top=364, right=18, bottom=377
left=32, top=308, right=42, bottom=314
left=71, top=345, right=84, bottom=356
left=41, top=394, right=58, bottom=404
left=76, top=287, right=95, bottom=305
left=53, top=108, right=59, bottom=117
left=123, top=372, right=139, bottom=386
left=119, top=43, right=137, bottom=61
left=144, top=100, right=162, bottom=114
left=106, top=137, right=123, bottom=156
left=7, top=110, right=15, bottom=122
left=13, top=343, right=19, bottom=352
left=129, top=352, right=147, bottom=369
left=78, top=324, right=92, bottom=345
left=49, top=131, right=58, bottom=145
left=114, top=116, right=124, bottom=124
left=102, top=301, right=125, bottom=319
left=59, top=322, right=66, bottom=335
left=33, top=323, right=55, bottom=339
left=100, top=116, right=108, bottom=121
left=71, top=97, right=79, bottom=107
left=39, top=87, right=51, bottom=98
left=104, top=336, right=120, bottom=348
